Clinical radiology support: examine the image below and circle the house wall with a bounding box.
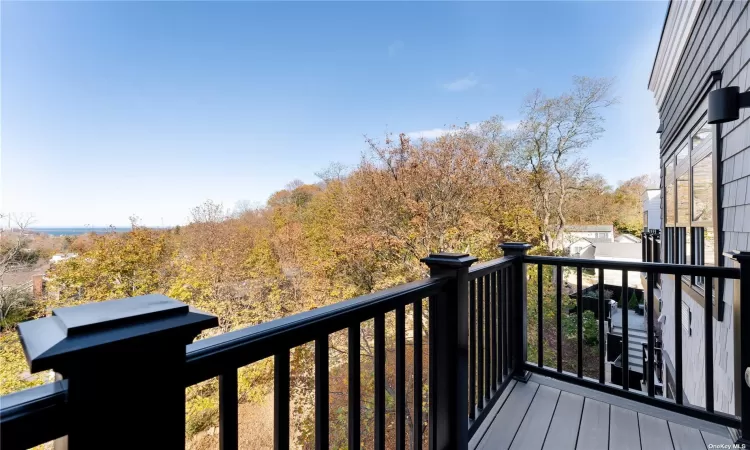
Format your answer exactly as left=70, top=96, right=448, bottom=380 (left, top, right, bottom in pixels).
left=565, top=231, right=613, bottom=243
left=655, top=0, right=749, bottom=416
left=659, top=275, right=735, bottom=414
left=578, top=244, right=595, bottom=259
left=642, top=190, right=662, bottom=230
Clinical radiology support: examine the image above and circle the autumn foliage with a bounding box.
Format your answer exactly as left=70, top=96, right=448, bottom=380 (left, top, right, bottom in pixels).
left=0, top=78, right=652, bottom=448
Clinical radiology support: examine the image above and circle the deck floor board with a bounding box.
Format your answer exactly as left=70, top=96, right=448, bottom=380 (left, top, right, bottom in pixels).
left=475, top=374, right=733, bottom=450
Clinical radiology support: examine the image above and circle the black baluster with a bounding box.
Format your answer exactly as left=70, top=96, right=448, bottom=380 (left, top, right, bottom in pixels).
left=315, top=337, right=329, bottom=450
left=374, top=313, right=386, bottom=450
left=349, top=325, right=360, bottom=450
left=477, top=276, right=484, bottom=409
left=556, top=265, right=563, bottom=373
left=469, top=280, right=476, bottom=421
left=482, top=276, right=492, bottom=398
left=274, top=351, right=290, bottom=450
left=413, top=300, right=423, bottom=450
left=647, top=272, right=656, bottom=397
left=705, top=276, right=714, bottom=413
left=396, top=305, right=406, bottom=450
left=622, top=271, right=629, bottom=391
left=490, top=272, right=497, bottom=390
left=495, top=270, right=501, bottom=385
left=577, top=266, right=583, bottom=378
left=219, top=370, right=238, bottom=450
left=674, top=281, right=683, bottom=405
left=500, top=268, right=507, bottom=377
left=538, top=264, right=544, bottom=368
left=599, top=269, right=608, bottom=383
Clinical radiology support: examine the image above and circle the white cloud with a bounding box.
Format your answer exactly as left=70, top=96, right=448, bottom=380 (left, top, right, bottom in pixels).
left=406, top=126, right=468, bottom=140
left=387, top=40, right=404, bottom=57
left=442, top=73, right=479, bottom=92
left=406, top=120, right=519, bottom=141
left=504, top=120, right=520, bottom=131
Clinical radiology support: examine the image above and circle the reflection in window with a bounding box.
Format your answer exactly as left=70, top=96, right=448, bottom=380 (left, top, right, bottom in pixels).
left=692, top=156, right=713, bottom=222
left=692, top=123, right=712, bottom=152
left=666, top=161, right=674, bottom=224
left=677, top=171, right=690, bottom=224
left=676, top=144, right=689, bottom=168
left=705, top=226, right=715, bottom=266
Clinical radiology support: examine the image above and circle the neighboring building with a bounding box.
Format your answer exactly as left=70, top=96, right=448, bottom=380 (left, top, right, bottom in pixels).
left=648, top=0, right=750, bottom=414
left=642, top=188, right=662, bottom=231
left=615, top=234, right=642, bottom=244
left=568, top=238, right=596, bottom=258
left=562, top=225, right=615, bottom=249
left=50, top=253, right=77, bottom=264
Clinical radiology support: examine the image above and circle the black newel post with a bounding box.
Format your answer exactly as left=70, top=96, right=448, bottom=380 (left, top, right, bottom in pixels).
left=499, top=242, right=532, bottom=382
left=727, top=251, right=750, bottom=446
left=17, top=294, right=218, bottom=449
left=422, top=252, right=477, bottom=450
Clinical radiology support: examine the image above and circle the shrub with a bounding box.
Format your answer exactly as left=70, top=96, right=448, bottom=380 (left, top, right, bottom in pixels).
left=628, top=290, right=639, bottom=310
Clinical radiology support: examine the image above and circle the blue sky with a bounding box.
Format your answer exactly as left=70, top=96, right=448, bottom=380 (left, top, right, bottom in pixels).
left=1, top=1, right=667, bottom=227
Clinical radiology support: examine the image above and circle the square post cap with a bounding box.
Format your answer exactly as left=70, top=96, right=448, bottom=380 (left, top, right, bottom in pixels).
left=725, top=250, right=750, bottom=262
left=18, top=294, right=218, bottom=373
left=499, top=242, right=532, bottom=256
left=421, top=252, right=478, bottom=269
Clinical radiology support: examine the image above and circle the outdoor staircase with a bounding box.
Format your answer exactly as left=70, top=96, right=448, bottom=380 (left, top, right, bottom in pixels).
left=612, top=325, right=647, bottom=374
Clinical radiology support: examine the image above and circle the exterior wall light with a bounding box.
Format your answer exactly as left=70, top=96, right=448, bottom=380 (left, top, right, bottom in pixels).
left=708, top=86, right=750, bottom=124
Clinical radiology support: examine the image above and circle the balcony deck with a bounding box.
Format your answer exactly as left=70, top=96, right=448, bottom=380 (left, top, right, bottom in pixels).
left=472, top=374, right=735, bottom=450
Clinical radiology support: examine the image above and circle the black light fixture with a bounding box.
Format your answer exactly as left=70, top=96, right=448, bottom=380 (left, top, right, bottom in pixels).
left=707, top=86, right=750, bottom=124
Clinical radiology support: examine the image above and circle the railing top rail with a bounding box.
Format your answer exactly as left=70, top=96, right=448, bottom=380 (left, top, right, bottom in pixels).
left=0, top=381, right=68, bottom=450
left=523, top=255, right=740, bottom=279
left=184, top=276, right=447, bottom=385
left=468, top=255, right=518, bottom=280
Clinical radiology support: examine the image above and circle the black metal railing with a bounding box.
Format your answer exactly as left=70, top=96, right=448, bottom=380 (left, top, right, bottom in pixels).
left=642, top=230, right=661, bottom=263
left=466, top=253, right=517, bottom=436
left=2, top=244, right=750, bottom=449
left=523, top=254, right=741, bottom=429
left=183, top=275, right=449, bottom=450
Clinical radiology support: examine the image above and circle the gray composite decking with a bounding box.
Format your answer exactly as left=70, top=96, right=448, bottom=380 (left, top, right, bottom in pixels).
left=472, top=374, right=736, bottom=450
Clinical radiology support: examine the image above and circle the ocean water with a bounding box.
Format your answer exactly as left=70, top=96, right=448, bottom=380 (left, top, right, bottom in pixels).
left=29, top=227, right=131, bottom=236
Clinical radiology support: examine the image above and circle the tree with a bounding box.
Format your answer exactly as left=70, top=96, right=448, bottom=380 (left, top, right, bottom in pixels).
left=508, top=76, right=617, bottom=251
left=613, top=175, right=650, bottom=235
left=0, top=214, right=40, bottom=330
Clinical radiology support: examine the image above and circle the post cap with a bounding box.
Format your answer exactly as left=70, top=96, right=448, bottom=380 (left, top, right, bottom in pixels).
left=18, top=294, right=218, bottom=373
left=498, top=242, right=532, bottom=255
left=420, top=252, right=478, bottom=268
left=725, top=250, right=750, bottom=262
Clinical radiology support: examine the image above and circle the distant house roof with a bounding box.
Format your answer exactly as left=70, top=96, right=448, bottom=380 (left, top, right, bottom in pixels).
left=568, top=237, right=611, bottom=249
left=593, top=243, right=642, bottom=260
left=564, top=225, right=614, bottom=233
left=616, top=234, right=642, bottom=243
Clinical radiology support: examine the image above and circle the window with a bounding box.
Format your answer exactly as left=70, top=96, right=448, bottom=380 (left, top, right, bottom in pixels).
left=596, top=232, right=608, bottom=239
left=665, top=161, right=675, bottom=224
left=676, top=171, right=690, bottom=224
left=692, top=156, right=713, bottom=222
left=661, top=120, right=716, bottom=292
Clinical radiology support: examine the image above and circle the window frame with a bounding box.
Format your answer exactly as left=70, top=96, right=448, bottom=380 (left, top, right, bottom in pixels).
left=662, top=117, right=716, bottom=293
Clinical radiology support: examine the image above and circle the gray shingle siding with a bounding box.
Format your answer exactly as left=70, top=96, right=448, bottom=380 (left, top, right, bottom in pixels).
left=660, top=1, right=749, bottom=160
left=657, top=0, right=749, bottom=416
